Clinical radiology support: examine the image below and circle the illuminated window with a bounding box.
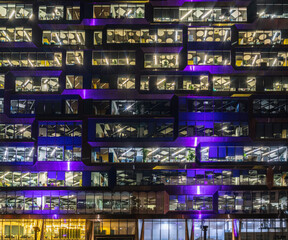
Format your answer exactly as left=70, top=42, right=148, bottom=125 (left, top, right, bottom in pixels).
left=66, top=6, right=80, bottom=20
left=188, top=51, right=230, bottom=65
left=212, top=76, right=232, bottom=91
left=201, top=146, right=287, bottom=162
left=10, top=99, right=35, bottom=114
left=0, top=147, right=33, bottom=162
left=218, top=191, right=287, bottom=214
left=154, top=7, right=247, bottom=22
left=0, top=52, right=62, bottom=67
left=92, top=51, right=136, bottom=66
left=65, top=99, right=78, bottom=114
left=239, top=30, right=281, bottom=45
left=106, top=28, right=182, bottom=44
left=144, top=53, right=179, bottom=68
left=91, top=147, right=195, bottom=163
left=38, top=122, right=82, bottom=137
left=117, top=75, right=135, bottom=89
left=107, top=100, right=170, bottom=116
left=179, top=121, right=248, bottom=137
left=0, top=75, right=4, bottom=89
left=274, top=172, right=288, bottom=186
left=39, top=6, right=64, bottom=20
left=94, top=31, right=102, bottom=45
left=0, top=124, right=31, bottom=139
left=96, top=122, right=174, bottom=139
left=66, top=51, right=84, bottom=65
left=0, top=99, right=3, bottom=113
left=156, top=77, right=175, bottom=90
left=257, top=3, right=288, bottom=19
left=169, top=195, right=213, bottom=211
left=141, top=75, right=209, bottom=91
left=15, top=77, right=59, bottom=92
left=38, top=146, right=81, bottom=161
left=93, top=4, right=145, bottom=19
left=0, top=171, right=82, bottom=187
left=43, top=30, right=85, bottom=45
left=236, top=52, right=288, bottom=67
left=0, top=27, right=32, bottom=42
left=188, top=27, right=231, bottom=42
left=66, top=75, right=83, bottom=89
left=91, top=172, right=108, bottom=186
left=0, top=4, right=33, bottom=19
left=91, top=77, right=109, bottom=89
left=140, top=78, right=149, bottom=90
left=94, top=219, right=135, bottom=236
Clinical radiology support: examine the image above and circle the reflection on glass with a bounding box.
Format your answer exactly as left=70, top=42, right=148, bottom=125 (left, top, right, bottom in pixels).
left=188, top=27, right=231, bottom=42
left=144, top=54, right=179, bottom=68
left=201, top=146, right=287, bottom=162
left=93, top=4, right=145, bottom=19
left=0, top=27, right=32, bottom=42
left=96, top=122, right=174, bottom=139
left=188, top=51, right=230, bottom=65
left=43, top=30, right=85, bottom=46
left=0, top=4, right=33, bottom=19
left=16, top=77, right=59, bottom=92
left=39, top=6, right=64, bottom=20
left=38, top=146, right=81, bottom=161
left=66, top=6, right=80, bottom=20
left=92, top=51, right=136, bottom=66
left=91, top=147, right=195, bottom=163
left=117, top=76, right=135, bottom=89
left=236, top=52, right=288, bottom=67
left=239, top=30, right=281, bottom=45
left=0, top=52, right=62, bottom=67
left=107, top=29, right=182, bottom=44
left=154, top=7, right=247, bottom=22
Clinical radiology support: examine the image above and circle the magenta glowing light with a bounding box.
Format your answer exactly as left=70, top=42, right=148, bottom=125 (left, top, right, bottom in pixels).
left=233, top=219, right=238, bottom=237
left=67, top=162, right=71, bottom=171
left=83, top=89, right=87, bottom=99
left=197, top=185, right=201, bottom=195
left=194, top=137, right=198, bottom=147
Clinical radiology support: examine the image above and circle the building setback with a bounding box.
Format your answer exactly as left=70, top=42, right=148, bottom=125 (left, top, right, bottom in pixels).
left=0, top=0, right=287, bottom=239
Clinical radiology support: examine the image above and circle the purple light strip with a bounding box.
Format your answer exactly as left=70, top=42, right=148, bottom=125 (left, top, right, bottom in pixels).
left=88, top=136, right=251, bottom=148
left=184, top=65, right=236, bottom=74
left=10, top=70, right=62, bottom=77
left=0, top=115, right=35, bottom=124
left=0, top=42, right=36, bottom=48
left=149, top=0, right=244, bottom=7
left=233, top=219, right=238, bottom=237
left=82, top=18, right=149, bottom=26
left=62, top=89, right=173, bottom=100
left=184, top=65, right=288, bottom=75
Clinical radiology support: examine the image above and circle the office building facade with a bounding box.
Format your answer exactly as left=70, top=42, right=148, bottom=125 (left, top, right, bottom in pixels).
left=0, top=0, right=288, bottom=239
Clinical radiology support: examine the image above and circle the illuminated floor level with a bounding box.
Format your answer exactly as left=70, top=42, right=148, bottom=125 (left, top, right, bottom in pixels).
left=0, top=219, right=288, bottom=240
